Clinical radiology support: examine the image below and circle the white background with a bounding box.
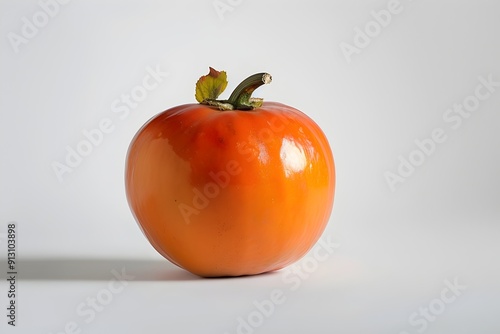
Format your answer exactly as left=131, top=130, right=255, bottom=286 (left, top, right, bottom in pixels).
left=1, top=0, right=499, bottom=333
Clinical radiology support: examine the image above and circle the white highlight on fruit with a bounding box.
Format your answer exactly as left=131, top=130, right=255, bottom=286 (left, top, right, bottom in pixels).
left=280, top=137, right=306, bottom=177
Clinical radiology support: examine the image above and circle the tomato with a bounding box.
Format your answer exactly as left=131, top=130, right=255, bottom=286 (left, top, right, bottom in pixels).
left=125, top=69, right=335, bottom=277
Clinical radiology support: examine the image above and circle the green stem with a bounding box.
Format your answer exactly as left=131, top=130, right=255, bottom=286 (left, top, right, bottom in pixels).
left=227, top=73, right=272, bottom=110
left=203, top=72, right=272, bottom=110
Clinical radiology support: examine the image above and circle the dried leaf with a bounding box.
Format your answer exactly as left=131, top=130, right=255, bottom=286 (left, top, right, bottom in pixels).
left=195, top=67, right=228, bottom=103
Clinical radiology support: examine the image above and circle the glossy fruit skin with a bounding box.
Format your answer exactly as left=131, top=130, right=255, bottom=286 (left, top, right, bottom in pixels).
left=125, top=102, right=335, bottom=277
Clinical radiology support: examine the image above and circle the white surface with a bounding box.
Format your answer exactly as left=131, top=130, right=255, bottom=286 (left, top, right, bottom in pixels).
left=1, top=0, right=499, bottom=333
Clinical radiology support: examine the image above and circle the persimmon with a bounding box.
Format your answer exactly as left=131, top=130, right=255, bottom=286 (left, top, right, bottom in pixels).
left=125, top=68, right=335, bottom=277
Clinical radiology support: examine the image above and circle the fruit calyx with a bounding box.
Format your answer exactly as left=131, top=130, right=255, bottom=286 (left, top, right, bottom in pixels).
left=195, top=67, right=272, bottom=111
